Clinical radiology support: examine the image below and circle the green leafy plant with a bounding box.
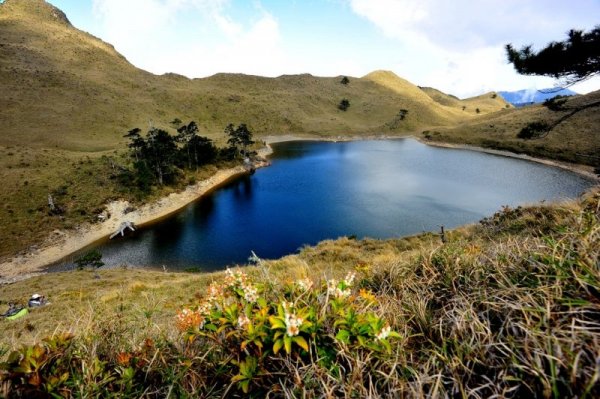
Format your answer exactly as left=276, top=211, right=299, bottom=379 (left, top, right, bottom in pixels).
left=175, top=269, right=400, bottom=394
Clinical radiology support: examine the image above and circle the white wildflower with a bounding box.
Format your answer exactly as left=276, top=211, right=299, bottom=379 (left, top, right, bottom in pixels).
left=327, top=279, right=338, bottom=296
left=344, top=272, right=356, bottom=286
left=285, top=313, right=304, bottom=337
left=376, top=325, right=391, bottom=341
left=297, top=278, right=313, bottom=292
left=243, top=284, right=258, bottom=303
left=335, top=287, right=351, bottom=299
left=237, top=314, right=250, bottom=329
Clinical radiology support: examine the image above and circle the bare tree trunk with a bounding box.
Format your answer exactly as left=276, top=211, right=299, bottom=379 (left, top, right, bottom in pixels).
left=48, top=195, right=55, bottom=212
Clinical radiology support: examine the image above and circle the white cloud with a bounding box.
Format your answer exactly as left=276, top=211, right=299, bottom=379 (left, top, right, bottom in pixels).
left=348, top=0, right=600, bottom=96
left=92, top=0, right=282, bottom=77
left=88, top=0, right=600, bottom=97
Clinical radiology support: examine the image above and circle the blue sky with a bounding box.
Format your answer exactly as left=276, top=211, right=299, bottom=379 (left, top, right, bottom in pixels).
left=47, top=0, right=600, bottom=98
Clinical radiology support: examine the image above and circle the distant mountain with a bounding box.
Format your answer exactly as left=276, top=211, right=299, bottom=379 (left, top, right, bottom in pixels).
left=498, top=88, right=577, bottom=107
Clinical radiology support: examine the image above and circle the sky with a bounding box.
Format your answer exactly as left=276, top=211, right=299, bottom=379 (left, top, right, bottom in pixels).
left=46, top=0, right=600, bottom=98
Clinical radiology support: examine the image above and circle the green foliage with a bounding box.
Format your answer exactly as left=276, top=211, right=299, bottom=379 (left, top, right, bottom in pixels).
left=176, top=121, right=217, bottom=170
left=517, top=121, right=550, bottom=139
left=0, top=333, right=74, bottom=398
left=74, top=249, right=104, bottom=270
left=225, top=123, right=255, bottom=156
left=123, top=121, right=221, bottom=190
left=340, top=76, right=350, bottom=85
left=338, top=98, right=350, bottom=111
left=174, top=269, right=399, bottom=394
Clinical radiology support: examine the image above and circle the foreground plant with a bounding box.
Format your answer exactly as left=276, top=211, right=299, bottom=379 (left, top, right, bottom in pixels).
left=175, top=268, right=400, bottom=393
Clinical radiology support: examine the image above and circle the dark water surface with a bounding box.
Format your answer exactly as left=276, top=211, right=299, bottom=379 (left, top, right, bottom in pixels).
left=60, top=139, right=595, bottom=271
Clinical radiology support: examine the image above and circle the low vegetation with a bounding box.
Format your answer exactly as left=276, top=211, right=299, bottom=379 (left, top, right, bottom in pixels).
left=1, top=190, right=598, bottom=397
left=517, top=121, right=551, bottom=139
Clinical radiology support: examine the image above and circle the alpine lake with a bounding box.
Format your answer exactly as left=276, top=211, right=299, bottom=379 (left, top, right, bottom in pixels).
left=51, top=139, right=596, bottom=272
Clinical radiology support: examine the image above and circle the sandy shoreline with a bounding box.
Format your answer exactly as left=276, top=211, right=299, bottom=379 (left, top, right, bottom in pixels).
left=0, top=147, right=272, bottom=284
left=1, top=135, right=597, bottom=284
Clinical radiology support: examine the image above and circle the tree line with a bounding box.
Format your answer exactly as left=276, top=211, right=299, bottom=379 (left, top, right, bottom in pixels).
left=120, top=121, right=255, bottom=192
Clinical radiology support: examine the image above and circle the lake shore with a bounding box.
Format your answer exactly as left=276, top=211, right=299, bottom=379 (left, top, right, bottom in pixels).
left=0, top=148, right=272, bottom=284
left=1, top=135, right=596, bottom=284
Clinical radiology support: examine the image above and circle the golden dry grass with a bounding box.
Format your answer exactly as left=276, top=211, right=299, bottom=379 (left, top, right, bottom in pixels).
left=422, top=90, right=600, bottom=166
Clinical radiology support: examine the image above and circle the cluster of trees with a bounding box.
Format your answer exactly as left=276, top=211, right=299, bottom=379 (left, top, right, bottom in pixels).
left=121, top=121, right=254, bottom=192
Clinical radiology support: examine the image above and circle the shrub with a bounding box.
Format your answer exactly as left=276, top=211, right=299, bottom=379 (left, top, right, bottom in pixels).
left=517, top=121, right=550, bottom=139
left=340, top=76, right=350, bottom=85
left=338, top=99, right=350, bottom=111
left=74, top=249, right=104, bottom=270
left=543, top=95, right=568, bottom=111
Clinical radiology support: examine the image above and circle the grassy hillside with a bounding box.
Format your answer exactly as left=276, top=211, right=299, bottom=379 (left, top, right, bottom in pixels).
left=0, top=190, right=598, bottom=397
left=420, top=86, right=511, bottom=114
left=421, top=90, right=600, bottom=167
left=0, top=0, right=515, bottom=260
left=0, top=0, right=503, bottom=151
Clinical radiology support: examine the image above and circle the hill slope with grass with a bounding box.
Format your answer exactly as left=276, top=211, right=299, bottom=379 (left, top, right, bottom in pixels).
left=0, top=0, right=506, bottom=151
left=0, top=190, right=598, bottom=397
left=420, top=90, right=600, bottom=167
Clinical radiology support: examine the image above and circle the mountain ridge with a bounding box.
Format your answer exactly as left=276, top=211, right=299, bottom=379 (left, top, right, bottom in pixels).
left=498, top=88, right=578, bottom=106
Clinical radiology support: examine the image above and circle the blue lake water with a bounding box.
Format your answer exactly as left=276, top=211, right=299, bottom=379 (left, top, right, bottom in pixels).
left=57, top=139, right=595, bottom=271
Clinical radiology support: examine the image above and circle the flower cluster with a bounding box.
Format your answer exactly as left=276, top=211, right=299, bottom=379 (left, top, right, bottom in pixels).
left=296, top=278, right=314, bottom=292
left=237, top=314, right=250, bottom=329
left=344, top=272, right=356, bottom=286
left=327, top=272, right=356, bottom=299
left=281, top=301, right=304, bottom=337
left=224, top=268, right=248, bottom=287
left=225, top=268, right=259, bottom=303
left=285, top=313, right=304, bottom=337
left=176, top=308, right=205, bottom=331
left=244, top=284, right=258, bottom=303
